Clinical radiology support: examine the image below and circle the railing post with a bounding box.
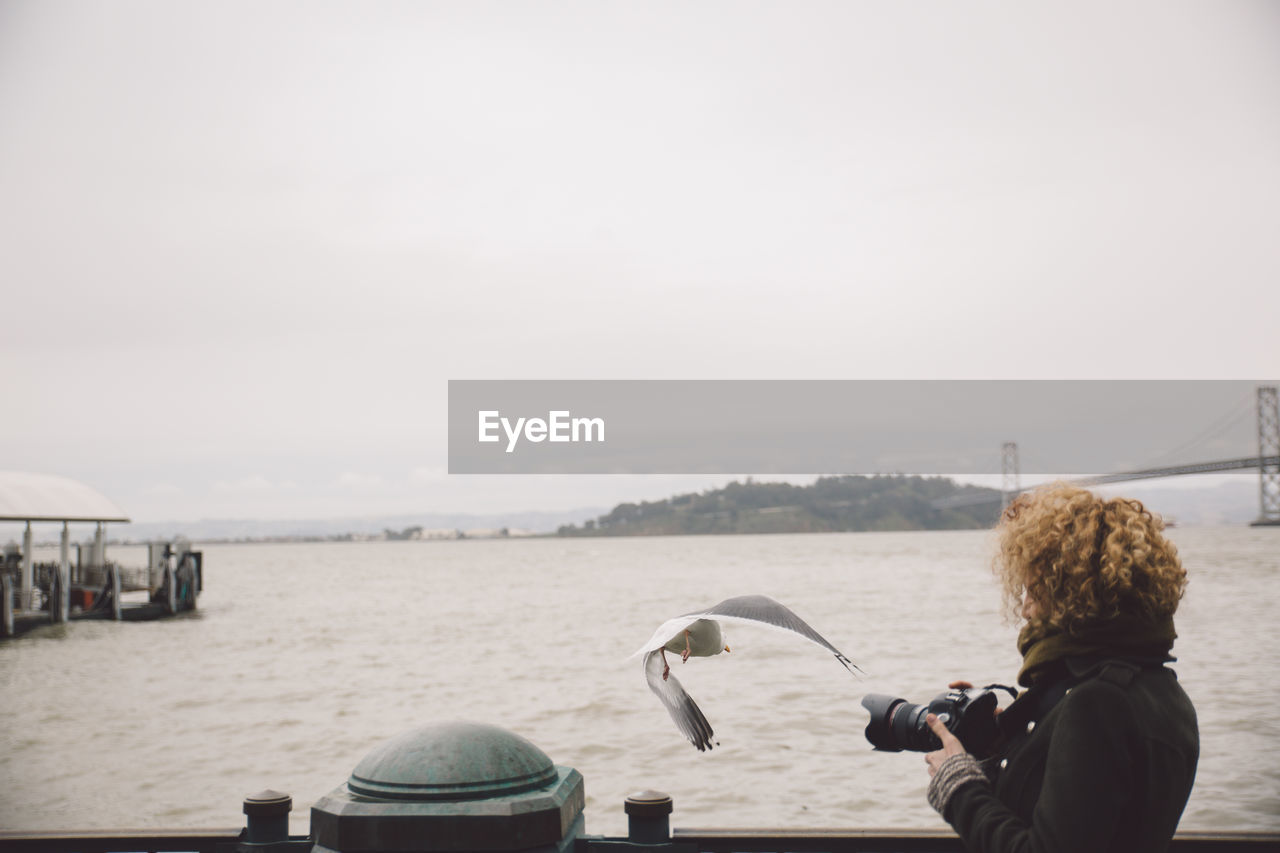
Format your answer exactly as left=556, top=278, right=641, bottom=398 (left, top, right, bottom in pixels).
left=625, top=791, right=673, bottom=844
left=242, top=789, right=291, bottom=844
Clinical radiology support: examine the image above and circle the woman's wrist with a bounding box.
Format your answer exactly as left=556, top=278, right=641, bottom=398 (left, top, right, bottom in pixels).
left=927, top=752, right=987, bottom=816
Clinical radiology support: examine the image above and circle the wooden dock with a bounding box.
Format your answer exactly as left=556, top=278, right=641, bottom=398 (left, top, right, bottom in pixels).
left=1, top=471, right=203, bottom=640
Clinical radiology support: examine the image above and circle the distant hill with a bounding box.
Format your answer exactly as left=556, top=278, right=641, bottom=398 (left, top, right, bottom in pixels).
left=556, top=475, right=1001, bottom=537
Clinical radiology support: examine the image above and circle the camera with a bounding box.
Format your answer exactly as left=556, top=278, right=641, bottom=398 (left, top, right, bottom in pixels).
left=861, top=687, right=1003, bottom=758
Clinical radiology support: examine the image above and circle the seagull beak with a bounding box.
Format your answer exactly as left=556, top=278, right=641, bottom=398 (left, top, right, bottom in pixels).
left=724, top=645, right=731, bottom=653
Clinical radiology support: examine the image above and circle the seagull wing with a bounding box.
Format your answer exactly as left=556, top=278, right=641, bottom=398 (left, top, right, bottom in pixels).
left=688, top=594, right=863, bottom=675
left=643, top=649, right=716, bottom=752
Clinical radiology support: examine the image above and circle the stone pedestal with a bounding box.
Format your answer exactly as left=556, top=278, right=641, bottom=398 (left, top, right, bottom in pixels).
left=310, top=721, right=584, bottom=853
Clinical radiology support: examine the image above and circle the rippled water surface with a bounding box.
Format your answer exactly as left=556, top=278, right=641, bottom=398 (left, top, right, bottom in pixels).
left=1, top=527, right=1276, bottom=835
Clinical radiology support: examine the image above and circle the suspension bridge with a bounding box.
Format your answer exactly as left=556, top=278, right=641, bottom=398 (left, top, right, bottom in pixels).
left=935, top=385, right=1280, bottom=526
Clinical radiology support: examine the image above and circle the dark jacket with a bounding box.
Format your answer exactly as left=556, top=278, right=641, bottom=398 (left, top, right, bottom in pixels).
left=945, top=657, right=1199, bottom=853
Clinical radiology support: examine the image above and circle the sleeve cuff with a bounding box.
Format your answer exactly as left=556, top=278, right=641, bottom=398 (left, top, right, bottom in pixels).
left=927, top=753, right=988, bottom=816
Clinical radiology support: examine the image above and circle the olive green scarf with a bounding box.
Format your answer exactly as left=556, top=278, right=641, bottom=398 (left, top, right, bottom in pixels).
left=1017, top=614, right=1177, bottom=687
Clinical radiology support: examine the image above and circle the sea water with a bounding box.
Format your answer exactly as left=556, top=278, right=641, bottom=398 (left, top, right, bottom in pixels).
left=1, top=527, right=1275, bottom=835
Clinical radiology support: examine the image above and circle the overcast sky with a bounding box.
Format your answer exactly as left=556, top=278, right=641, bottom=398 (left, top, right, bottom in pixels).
left=2, top=1, right=1278, bottom=522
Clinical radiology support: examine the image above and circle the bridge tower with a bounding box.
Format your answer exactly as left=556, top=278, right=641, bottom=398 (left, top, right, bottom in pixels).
left=1255, top=385, right=1280, bottom=527
left=1001, top=441, right=1020, bottom=511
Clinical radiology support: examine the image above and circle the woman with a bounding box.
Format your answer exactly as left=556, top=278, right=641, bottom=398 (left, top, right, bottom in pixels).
left=924, top=484, right=1199, bottom=852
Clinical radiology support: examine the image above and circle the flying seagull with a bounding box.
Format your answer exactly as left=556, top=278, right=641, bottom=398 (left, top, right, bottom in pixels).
left=630, top=594, right=861, bottom=751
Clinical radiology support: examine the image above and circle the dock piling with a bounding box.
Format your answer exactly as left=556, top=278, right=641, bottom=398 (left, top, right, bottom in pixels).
left=1, top=575, right=12, bottom=637
left=50, top=564, right=67, bottom=623
left=21, top=521, right=32, bottom=611
left=59, top=522, right=70, bottom=614
left=109, top=564, right=122, bottom=621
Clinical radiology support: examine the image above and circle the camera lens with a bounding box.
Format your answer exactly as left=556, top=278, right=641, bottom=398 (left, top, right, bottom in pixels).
left=862, top=688, right=1004, bottom=757
left=862, top=694, right=939, bottom=752
left=861, top=693, right=947, bottom=752
left=861, top=694, right=905, bottom=751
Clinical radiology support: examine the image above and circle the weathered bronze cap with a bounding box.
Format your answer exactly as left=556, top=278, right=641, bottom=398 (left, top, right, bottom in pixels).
left=624, top=790, right=673, bottom=817
left=311, top=721, right=585, bottom=853
left=348, top=721, right=559, bottom=801
left=243, top=789, right=292, bottom=817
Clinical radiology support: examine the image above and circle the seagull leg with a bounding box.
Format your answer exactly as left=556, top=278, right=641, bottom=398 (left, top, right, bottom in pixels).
left=660, top=648, right=670, bottom=681
left=682, top=629, right=692, bottom=663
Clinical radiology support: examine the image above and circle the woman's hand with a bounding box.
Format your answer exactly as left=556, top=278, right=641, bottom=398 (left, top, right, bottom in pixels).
left=924, top=713, right=968, bottom=777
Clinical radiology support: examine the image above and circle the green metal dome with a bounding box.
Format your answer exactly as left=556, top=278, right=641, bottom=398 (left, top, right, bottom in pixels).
left=348, top=721, right=559, bottom=801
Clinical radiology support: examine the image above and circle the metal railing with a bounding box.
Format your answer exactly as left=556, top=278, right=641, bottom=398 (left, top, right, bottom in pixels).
left=79, top=562, right=150, bottom=592
left=673, top=828, right=1280, bottom=853
left=3, top=824, right=1278, bottom=853
left=0, top=828, right=243, bottom=853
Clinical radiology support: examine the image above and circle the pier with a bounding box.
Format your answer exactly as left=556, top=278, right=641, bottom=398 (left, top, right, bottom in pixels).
left=1, top=471, right=202, bottom=639
left=0, top=721, right=1273, bottom=853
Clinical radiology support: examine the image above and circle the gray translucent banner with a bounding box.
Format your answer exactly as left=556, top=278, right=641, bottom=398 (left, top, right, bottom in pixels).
left=448, top=380, right=1269, bottom=475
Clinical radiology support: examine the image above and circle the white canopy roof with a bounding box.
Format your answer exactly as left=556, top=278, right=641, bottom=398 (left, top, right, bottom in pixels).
left=0, top=471, right=130, bottom=523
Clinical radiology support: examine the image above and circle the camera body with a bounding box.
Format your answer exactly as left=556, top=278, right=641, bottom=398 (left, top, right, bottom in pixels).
left=861, top=687, right=1002, bottom=758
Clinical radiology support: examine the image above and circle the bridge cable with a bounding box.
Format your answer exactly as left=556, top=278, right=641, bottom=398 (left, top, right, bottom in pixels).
left=1136, top=391, right=1256, bottom=470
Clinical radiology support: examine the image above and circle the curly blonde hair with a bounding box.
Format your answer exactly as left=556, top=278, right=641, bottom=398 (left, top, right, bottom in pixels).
left=995, top=483, right=1187, bottom=636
